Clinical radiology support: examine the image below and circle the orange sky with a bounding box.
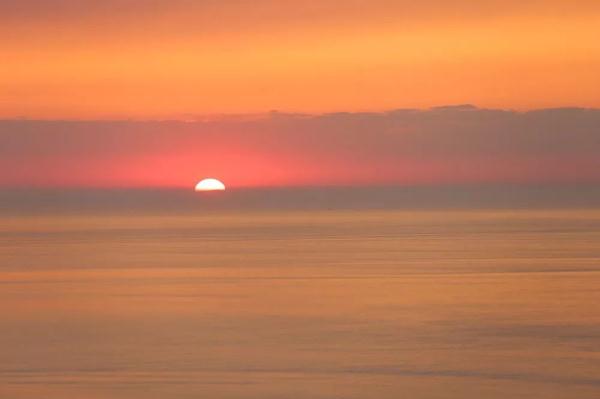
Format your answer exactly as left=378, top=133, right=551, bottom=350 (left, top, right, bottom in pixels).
left=2, top=0, right=600, bottom=119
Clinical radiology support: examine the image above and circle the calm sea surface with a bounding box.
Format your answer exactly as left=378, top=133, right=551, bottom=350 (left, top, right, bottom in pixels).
left=2, top=208, right=600, bottom=398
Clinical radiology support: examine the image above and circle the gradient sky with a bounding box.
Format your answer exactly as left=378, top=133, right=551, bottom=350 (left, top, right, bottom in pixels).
left=2, top=0, right=600, bottom=119
left=2, top=1, right=600, bottom=188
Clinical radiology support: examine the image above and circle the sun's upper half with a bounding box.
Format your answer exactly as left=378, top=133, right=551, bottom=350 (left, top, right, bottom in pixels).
left=195, top=178, right=226, bottom=191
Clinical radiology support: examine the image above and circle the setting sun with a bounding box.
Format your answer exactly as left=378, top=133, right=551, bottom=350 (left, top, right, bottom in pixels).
left=194, top=178, right=226, bottom=192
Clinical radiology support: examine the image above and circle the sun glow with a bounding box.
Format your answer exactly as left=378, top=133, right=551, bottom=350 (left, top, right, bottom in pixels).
left=195, top=178, right=226, bottom=191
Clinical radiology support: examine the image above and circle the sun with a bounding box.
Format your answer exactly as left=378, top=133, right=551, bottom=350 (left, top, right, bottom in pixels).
left=195, top=178, right=226, bottom=192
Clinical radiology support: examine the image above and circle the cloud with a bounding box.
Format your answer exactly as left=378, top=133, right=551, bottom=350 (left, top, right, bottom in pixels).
left=1, top=106, right=599, bottom=187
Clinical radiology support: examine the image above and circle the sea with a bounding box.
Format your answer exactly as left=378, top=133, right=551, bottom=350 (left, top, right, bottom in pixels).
left=1, top=185, right=600, bottom=398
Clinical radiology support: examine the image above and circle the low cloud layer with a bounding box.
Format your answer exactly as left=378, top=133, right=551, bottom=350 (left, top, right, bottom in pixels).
left=1, top=106, right=599, bottom=187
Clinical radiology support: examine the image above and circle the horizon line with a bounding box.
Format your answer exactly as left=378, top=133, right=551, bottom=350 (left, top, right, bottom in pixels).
left=3, top=181, right=600, bottom=191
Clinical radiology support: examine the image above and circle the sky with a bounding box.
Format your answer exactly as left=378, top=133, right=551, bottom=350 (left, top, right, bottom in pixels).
left=1, top=0, right=600, bottom=119
left=1, top=1, right=599, bottom=188
left=2, top=106, right=600, bottom=188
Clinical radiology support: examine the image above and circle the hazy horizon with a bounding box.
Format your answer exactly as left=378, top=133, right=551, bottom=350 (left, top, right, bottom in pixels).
left=2, top=184, right=600, bottom=216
